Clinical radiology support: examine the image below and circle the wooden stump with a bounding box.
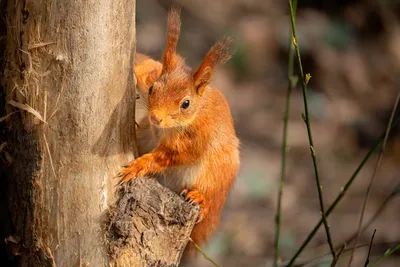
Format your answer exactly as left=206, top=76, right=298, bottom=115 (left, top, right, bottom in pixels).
left=107, top=177, right=199, bottom=267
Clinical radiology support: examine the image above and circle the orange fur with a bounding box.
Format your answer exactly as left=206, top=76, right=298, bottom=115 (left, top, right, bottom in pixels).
left=193, top=37, right=233, bottom=95
left=162, top=7, right=181, bottom=74
left=134, top=53, right=163, bottom=97
left=121, top=8, right=240, bottom=259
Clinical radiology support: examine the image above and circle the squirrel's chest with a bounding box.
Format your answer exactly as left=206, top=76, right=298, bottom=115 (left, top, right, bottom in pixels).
left=155, top=163, right=202, bottom=193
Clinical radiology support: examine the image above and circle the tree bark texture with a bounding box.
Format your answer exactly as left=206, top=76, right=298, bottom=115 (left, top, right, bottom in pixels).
left=107, top=178, right=199, bottom=267
left=4, top=0, right=137, bottom=266
left=3, top=1, right=200, bottom=266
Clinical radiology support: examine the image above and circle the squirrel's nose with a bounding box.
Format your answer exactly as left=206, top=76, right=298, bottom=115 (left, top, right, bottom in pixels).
left=150, top=114, right=162, bottom=125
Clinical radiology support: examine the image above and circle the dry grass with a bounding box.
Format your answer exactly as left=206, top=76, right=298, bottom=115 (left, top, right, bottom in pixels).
left=7, top=100, right=46, bottom=123
left=3, top=2, right=58, bottom=132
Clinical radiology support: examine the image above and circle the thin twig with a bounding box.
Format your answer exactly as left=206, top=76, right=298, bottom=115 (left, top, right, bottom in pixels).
left=364, top=229, right=377, bottom=267
left=190, top=238, right=221, bottom=267
left=338, top=185, right=400, bottom=250
left=281, top=242, right=372, bottom=267
left=273, top=1, right=298, bottom=266
left=347, top=91, right=400, bottom=267
left=370, top=243, right=400, bottom=267
left=331, top=244, right=346, bottom=267
left=283, top=240, right=400, bottom=267
left=288, top=0, right=336, bottom=259
left=284, top=116, right=400, bottom=267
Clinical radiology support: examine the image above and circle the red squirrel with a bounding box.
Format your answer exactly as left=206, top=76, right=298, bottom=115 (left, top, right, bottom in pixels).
left=120, top=7, right=240, bottom=257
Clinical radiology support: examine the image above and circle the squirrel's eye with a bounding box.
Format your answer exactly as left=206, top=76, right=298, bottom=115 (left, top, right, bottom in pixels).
left=148, top=86, right=153, bottom=95
left=181, top=99, right=190, bottom=109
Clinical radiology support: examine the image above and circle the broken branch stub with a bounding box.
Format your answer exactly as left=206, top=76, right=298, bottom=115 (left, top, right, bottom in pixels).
left=106, top=177, right=200, bottom=267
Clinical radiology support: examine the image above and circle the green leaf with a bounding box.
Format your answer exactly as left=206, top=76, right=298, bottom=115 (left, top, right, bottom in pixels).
left=305, top=73, right=312, bottom=85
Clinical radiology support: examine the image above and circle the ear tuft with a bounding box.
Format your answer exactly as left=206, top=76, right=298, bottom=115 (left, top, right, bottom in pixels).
left=162, top=7, right=182, bottom=73
left=193, top=37, right=234, bottom=95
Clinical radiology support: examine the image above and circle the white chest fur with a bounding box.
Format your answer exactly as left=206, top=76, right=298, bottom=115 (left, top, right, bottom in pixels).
left=136, top=108, right=203, bottom=192
left=155, top=162, right=202, bottom=193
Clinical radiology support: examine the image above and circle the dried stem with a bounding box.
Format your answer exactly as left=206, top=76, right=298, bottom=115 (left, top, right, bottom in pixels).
left=288, top=0, right=336, bottom=259
left=190, top=238, right=221, bottom=267
left=339, top=185, right=400, bottom=250
left=330, top=244, right=346, bottom=267
left=281, top=241, right=400, bottom=267
left=285, top=116, right=400, bottom=267
left=347, top=91, right=400, bottom=267
left=364, top=229, right=377, bottom=267
left=273, top=1, right=298, bottom=266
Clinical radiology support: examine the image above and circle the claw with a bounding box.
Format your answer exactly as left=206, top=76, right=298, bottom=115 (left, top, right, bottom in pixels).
left=118, top=162, right=138, bottom=183
left=184, top=191, right=203, bottom=205
left=118, top=156, right=150, bottom=184
left=180, top=188, right=188, bottom=197
left=195, top=213, right=203, bottom=224
left=114, top=177, right=126, bottom=189
left=183, top=190, right=207, bottom=224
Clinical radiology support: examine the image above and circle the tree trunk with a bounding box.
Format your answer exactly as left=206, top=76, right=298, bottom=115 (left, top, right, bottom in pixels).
left=2, top=1, right=199, bottom=266
left=4, top=0, right=137, bottom=266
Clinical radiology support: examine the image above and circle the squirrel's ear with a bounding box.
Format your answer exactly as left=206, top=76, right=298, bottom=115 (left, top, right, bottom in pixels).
left=162, top=7, right=181, bottom=74
left=134, top=59, right=162, bottom=95
left=193, top=37, right=233, bottom=96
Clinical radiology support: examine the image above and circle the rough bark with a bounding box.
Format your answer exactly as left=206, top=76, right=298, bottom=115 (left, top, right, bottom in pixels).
left=3, top=0, right=138, bottom=266
left=2, top=1, right=199, bottom=266
left=107, top=177, right=199, bottom=267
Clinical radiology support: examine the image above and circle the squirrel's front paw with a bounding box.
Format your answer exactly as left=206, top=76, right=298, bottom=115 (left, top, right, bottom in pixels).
left=180, top=189, right=208, bottom=224
left=118, top=158, right=148, bottom=183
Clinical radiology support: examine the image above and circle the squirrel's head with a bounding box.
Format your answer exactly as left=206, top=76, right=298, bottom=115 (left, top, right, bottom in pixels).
left=146, top=7, right=233, bottom=129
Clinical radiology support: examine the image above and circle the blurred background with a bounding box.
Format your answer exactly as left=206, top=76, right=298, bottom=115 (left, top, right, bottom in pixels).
left=136, top=0, right=400, bottom=266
